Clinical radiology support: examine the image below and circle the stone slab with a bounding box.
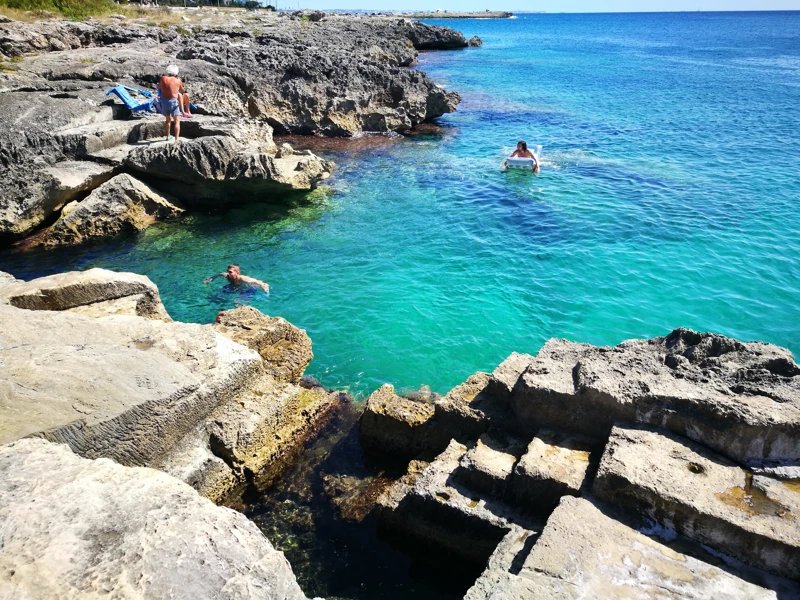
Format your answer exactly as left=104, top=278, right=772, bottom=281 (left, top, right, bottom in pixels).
left=455, top=434, right=520, bottom=498
left=0, top=438, right=305, bottom=600
left=0, top=303, right=261, bottom=466
left=509, top=429, right=594, bottom=514
left=469, top=496, right=799, bottom=600
left=593, top=425, right=800, bottom=579
left=360, top=383, right=436, bottom=460
left=376, top=439, right=540, bottom=564
left=0, top=268, right=169, bottom=319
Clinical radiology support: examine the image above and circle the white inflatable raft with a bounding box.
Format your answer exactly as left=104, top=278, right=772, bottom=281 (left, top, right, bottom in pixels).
left=505, top=144, right=542, bottom=169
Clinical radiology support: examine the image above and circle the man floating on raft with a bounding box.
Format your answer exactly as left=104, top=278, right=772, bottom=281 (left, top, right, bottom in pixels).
left=502, top=140, right=540, bottom=173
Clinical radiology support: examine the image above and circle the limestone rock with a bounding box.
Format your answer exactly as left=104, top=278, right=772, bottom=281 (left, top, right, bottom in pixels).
left=505, top=329, right=800, bottom=465
left=40, top=173, right=184, bottom=247
left=124, top=135, right=334, bottom=205
left=433, top=371, right=494, bottom=447
left=0, top=438, right=306, bottom=600
left=360, top=383, right=436, bottom=459
left=455, top=434, right=521, bottom=498
left=0, top=268, right=169, bottom=320
left=509, top=429, right=594, bottom=514
left=466, top=496, right=796, bottom=600
left=206, top=376, right=341, bottom=477
left=293, top=9, right=326, bottom=21
left=468, top=36, right=483, bottom=47
left=214, top=306, right=313, bottom=384
left=0, top=160, right=115, bottom=241
left=0, top=303, right=261, bottom=466
left=376, top=439, right=539, bottom=564
left=0, top=271, right=17, bottom=288
left=593, top=425, right=800, bottom=580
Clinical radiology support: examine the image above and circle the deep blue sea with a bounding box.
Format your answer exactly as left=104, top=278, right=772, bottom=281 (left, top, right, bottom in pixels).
left=3, top=11, right=800, bottom=398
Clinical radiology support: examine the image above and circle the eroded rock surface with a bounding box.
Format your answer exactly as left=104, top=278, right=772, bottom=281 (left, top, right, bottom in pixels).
left=360, top=383, right=436, bottom=459
left=594, top=425, right=800, bottom=579
left=214, top=306, right=313, bottom=384
left=0, top=14, right=466, bottom=241
left=506, top=328, right=800, bottom=465
left=466, top=497, right=794, bottom=600
left=0, top=267, right=170, bottom=320
left=0, top=303, right=260, bottom=465
left=39, top=173, right=184, bottom=246
left=362, top=328, right=800, bottom=598
left=0, top=438, right=306, bottom=600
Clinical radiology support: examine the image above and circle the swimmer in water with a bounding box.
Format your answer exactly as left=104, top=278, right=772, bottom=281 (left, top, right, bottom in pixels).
left=502, top=140, right=539, bottom=173
left=203, top=264, right=270, bottom=293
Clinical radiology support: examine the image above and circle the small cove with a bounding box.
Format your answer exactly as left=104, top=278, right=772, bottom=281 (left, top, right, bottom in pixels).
left=3, top=12, right=800, bottom=597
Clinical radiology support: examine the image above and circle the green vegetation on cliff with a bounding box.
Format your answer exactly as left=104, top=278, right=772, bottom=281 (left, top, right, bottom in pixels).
left=0, top=0, right=117, bottom=20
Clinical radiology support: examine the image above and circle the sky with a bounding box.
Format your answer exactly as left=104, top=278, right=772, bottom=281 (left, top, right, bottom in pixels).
left=289, top=0, right=800, bottom=12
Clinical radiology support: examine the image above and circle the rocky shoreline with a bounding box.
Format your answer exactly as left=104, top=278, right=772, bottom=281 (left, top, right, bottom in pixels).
left=360, top=330, right=800, bottom=597
left=1, top=265, right=799, bottom=598
left=0, top=10, right=471, bottom=246
left=2, top=8, right=800, bottom=600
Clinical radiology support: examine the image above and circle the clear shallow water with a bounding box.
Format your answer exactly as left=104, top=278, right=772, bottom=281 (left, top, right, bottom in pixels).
left=3, top=12, right=800, bottom=398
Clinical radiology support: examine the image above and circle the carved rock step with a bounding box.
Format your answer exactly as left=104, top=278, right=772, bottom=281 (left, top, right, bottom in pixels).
left=454, top=434, right=523, bottom=499
left=508, top=429, right=595, bottom=515
left=466, top=496, right=799, bottom=600
left=593, top=425, right=800, bottom=580
left=375, top=439, right=542, bottom=564
left=360, top=383, right=436, bottom=460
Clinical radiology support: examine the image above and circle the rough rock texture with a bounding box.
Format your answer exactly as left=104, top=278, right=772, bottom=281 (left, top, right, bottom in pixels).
left=593, top=425, right=800, bottom=579
left=433, top=371, right=495, bottom=447
left=467, top=36, right=483, bottom=47
left=376, top=439, right=540, bottom=564
left=362, top=329, right=800, bottom=597
left=0, top=159, right=115, bottom=241
left=214, top=306, right=313, bottom=384
left=0, top=267, right=170, bottom=320
left=508, top=429, right=594, bottom=514
left=505, top=329, right=800, bottom=465
left=360, top=383, right=436, bottom=459
left=454, top=434, right=522, bottom=498
left=0, top=438, right=306, bottom=600
left=205, top=378, right=341, bottom=479
left=124, top=133, right=333, bottom=205
left=466, top=497, right=795, bottom=600
left=38, top=173, right=184, bottom=246
left=0, top=14, right=466, bottom=241
left=0, top=303, right=261, bottom=464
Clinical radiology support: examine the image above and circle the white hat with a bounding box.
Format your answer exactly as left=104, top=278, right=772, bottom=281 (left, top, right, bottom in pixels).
left=165, top=64, right=179, bottom=76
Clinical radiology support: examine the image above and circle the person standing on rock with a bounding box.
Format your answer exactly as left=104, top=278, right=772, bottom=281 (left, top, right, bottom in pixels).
left=157, top=65, right=185, bottom=142
left=204, top=264, right=270, bottom=302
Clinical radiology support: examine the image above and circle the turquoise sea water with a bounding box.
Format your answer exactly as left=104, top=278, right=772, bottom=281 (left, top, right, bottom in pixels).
left=3, top=12, right=800, bottom=398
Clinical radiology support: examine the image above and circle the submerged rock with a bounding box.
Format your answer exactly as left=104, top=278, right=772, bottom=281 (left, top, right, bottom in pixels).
left=0, top=438, right=306, bottom=600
